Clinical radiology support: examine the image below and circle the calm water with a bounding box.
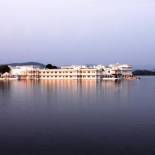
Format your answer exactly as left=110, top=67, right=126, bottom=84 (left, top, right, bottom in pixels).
left=0, top=77, right=155, bottom=155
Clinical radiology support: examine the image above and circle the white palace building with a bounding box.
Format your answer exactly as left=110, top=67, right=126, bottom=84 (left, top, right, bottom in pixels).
left=8, top=64, right=133, bottom=80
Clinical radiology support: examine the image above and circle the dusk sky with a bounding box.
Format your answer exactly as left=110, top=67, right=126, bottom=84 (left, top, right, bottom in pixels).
left=0, top=0, right=155, bottom=66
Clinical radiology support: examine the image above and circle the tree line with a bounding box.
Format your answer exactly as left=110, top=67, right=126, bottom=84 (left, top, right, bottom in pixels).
left=0, top=65, right=11, bottom=74
left=45, top=64, right=58, bottom=69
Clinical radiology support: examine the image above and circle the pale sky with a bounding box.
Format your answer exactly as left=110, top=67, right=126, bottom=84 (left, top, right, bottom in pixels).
left=0, top=0, right=155, bottom=66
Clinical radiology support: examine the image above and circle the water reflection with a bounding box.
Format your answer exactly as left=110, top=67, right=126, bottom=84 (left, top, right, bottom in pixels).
left=0, top=80, right=131, bottom=117
left=0, top=80, right=130, bottom=105
left=1, top=78, right=155, bottom=154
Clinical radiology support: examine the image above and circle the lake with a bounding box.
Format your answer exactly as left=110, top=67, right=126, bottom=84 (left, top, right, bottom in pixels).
left=0, top=77, right=155, bottom=155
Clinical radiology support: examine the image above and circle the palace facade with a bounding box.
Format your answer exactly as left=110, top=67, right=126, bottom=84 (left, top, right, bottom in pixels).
left=9, top=64, right=133, bottom=80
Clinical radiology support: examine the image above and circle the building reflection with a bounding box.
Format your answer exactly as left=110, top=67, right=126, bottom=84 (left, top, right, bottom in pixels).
left=0, top=81, right=12, bottom=105
left=37, top=80, right=128, bottom=105
left=0, top=79, right=132, bottom=106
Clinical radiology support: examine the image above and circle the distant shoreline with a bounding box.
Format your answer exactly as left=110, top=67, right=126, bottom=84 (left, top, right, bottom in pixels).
left=133, top=70, right=155, bottom=76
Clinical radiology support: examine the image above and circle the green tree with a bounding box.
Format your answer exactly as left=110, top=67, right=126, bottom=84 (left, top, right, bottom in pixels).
left=46, top=64, right=58, bottom=69
left=0, top=65, right=11, bottom=74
